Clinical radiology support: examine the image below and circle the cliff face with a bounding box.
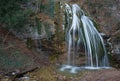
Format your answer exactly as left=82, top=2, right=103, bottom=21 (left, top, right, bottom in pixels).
left=0, top=0, right=120, bottom=71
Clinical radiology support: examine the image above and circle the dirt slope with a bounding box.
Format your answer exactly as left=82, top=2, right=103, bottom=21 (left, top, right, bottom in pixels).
left=0, top=27, right=49, bottom=73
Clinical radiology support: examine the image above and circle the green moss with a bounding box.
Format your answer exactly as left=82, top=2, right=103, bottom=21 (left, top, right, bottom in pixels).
left=116, top=32, right=120, bottom=39
left=35, top=17, right=42, bottom=35
left=28, top=66, right=57, bottom=81
left=26, top=38, right=32, bottom=49
left=40, top=0, right=55, bottom=18
left=92, top=19, right=100, bottom=30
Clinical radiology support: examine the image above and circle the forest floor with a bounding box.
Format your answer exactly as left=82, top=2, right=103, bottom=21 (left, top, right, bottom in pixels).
left=20, top=67, right=120, bottom=81
left=0, top=27, right=120, bottom=81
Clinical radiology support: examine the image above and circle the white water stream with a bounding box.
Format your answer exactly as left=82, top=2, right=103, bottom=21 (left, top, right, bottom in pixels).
left=60, top=3, right=110, bottom=73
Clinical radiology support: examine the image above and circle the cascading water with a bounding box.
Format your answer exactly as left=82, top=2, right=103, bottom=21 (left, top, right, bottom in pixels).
left=60, top=3, right=109, bottom=73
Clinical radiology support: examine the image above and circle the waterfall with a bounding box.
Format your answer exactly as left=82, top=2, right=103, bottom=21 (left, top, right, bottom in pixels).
left=60, top=3, right=109, bottom=73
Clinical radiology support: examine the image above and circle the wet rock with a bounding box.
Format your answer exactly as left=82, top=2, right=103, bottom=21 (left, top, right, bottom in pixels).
left=113, top=46, right=120, bottom=55
left=17, top=76, right=30, bottom=81
left=111, top=38, right=120, bottom=66
left=100, top=33, right=110, bottom=39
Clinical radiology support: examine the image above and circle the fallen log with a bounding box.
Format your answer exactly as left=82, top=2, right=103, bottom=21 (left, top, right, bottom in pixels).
left=4, top=67, right=39, bottom=81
